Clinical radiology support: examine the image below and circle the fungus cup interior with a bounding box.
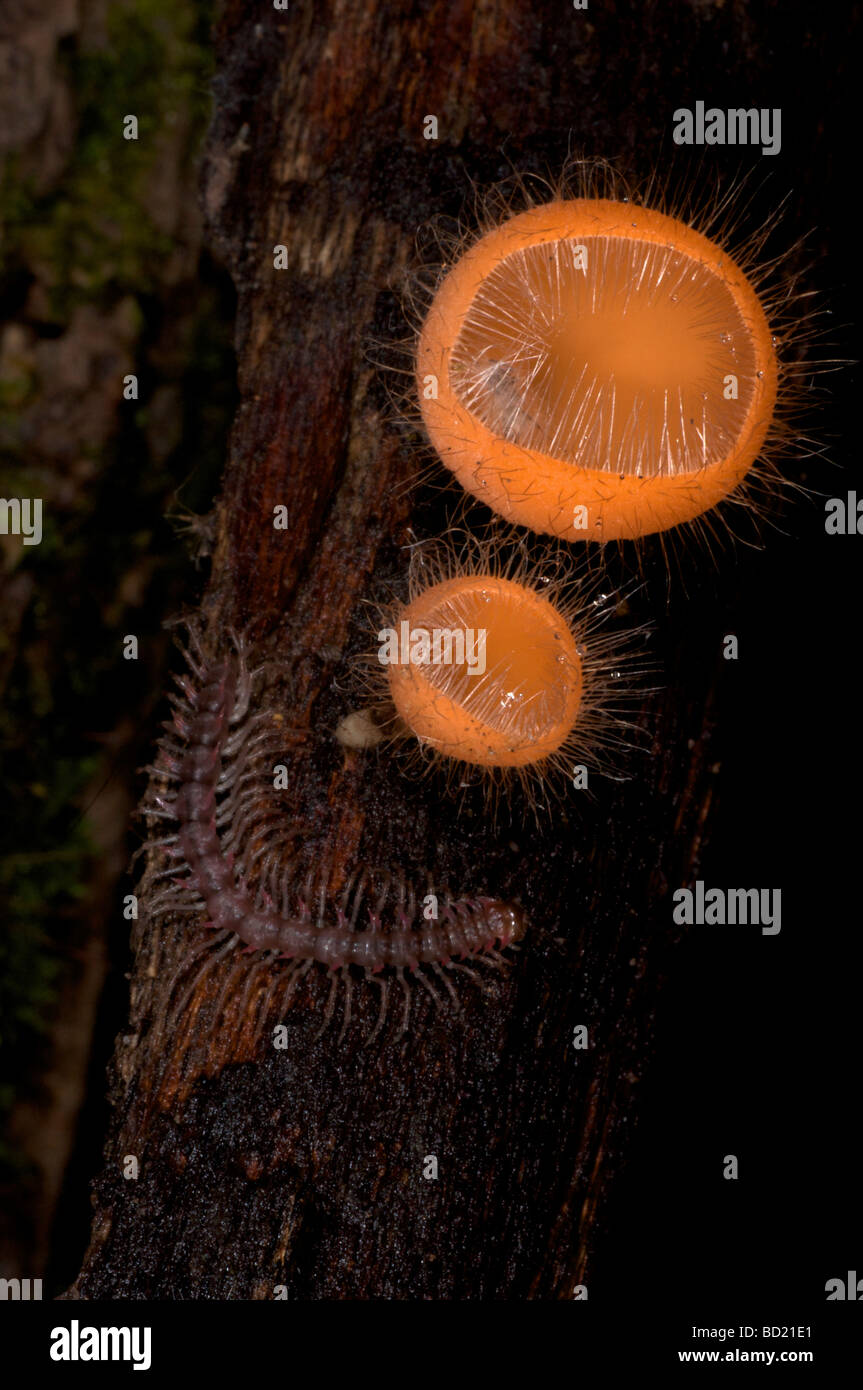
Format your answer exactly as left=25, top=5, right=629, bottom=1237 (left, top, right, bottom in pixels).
left=417, top=199, right=779, bottom=541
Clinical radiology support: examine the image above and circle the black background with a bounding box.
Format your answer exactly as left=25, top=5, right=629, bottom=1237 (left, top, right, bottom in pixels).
left=579, top=1, right=862, bottom=1308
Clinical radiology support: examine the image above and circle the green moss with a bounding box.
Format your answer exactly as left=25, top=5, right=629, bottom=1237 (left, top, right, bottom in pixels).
left=0, top=371, right=37, bottom=412
left=0, top=0, right=213, bottom=315
left=0, top=739, right=98, bottom=1167
left=0, top=0, right=220, bottom=1168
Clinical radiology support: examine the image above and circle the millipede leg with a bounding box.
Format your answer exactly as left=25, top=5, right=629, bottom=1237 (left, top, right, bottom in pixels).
left=447, top=960, right=483, bottom=985
left=396, top=967, right=411, bottom=1035
left=246, top=962, right=281, bottom=1038
left=364, top=975, right=388, bottom=1046
left=347, top=870, right=368, bottom=929
left=315, top=970, right=340, bottom=1040
left=233, top=954, right=274, bottom=1039
left=414, top=967, right=444, bottom=1013
left=429, top=962, right=460, bottom=1008
left=166, top=932, right=240, bottom=1028
left=337, top=969, right=353, bottom=1043
left=209, top=949, right=262, bottom=1029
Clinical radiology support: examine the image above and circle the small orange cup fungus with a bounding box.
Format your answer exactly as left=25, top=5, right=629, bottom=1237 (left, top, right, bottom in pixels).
left=387, top=573, right=583, bottom=770
left=341, top=534, right=650, bottom=818
left=416, top=199, right=779, bottom=542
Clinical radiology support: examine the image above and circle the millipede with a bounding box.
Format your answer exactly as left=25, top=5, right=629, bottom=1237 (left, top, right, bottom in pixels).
left=137, top=621, right=527, bottom=1059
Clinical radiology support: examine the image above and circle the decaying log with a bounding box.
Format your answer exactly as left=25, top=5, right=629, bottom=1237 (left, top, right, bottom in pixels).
left=68, top=0, right=796, bottom=1299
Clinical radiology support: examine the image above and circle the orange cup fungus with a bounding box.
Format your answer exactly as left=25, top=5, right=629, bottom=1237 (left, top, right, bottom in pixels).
left=343, top=536, right=648, bottom=815
left=416, top=199, right=779, bottom=542
left=386, top=572, right=583, bottom=771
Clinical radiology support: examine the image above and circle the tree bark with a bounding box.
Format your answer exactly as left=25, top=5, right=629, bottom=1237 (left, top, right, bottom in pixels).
left=68, top=0, right=774, bottom=1300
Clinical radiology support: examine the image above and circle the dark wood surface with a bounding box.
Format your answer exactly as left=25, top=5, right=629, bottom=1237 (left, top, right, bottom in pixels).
left=66, top=0, right=845, bottom=1299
